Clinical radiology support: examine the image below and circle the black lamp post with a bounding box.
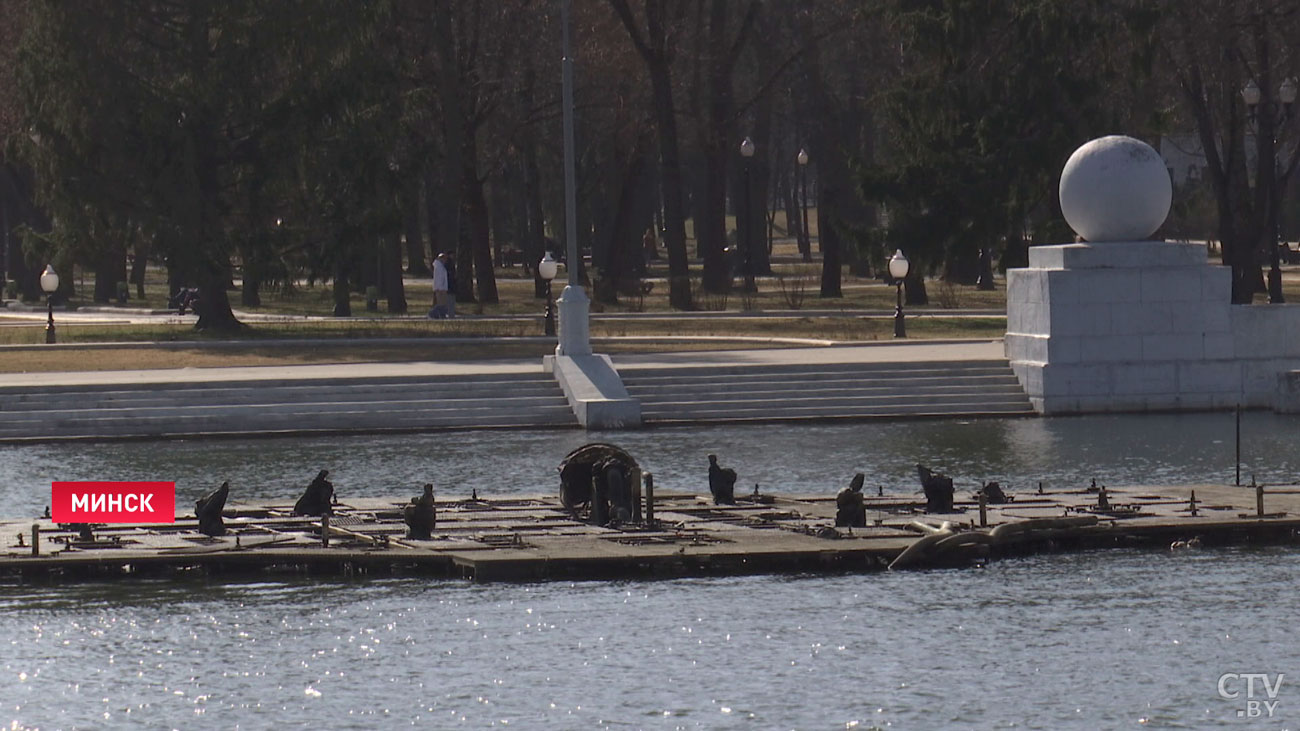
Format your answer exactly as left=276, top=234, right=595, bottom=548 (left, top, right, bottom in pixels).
left=539, top=252, right=558, bottom=336
left=40, top=264, right=59, bottom=344
left=1242, top=76, right=1297, bottom=304
left=797, top=148, right=811, bottom=262
left=739, top=136, right=756, bottom=293
left=888, top=249, right=909, bottom=338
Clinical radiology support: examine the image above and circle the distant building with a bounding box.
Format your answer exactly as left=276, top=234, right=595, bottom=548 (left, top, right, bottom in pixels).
left=1160, top=135, right=1209, bottom=187
left=1160, top=134, right=1285, bottom=188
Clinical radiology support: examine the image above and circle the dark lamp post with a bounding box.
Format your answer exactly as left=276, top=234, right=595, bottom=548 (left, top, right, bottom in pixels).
left=888, top=249, right=910, bottom=339
left=739, top=136, right=756, bottom=293
left=1242, top=79, right=1262, bottom=111
left=539, top=252, right=558, bottom=337
left=797, top=148, right=811, bottom=262
left=40, top=265, right=59, bottom=344
left=1281, top=77, right=1298, bottom=107
left=1242, top=77, right=1296, bottom=304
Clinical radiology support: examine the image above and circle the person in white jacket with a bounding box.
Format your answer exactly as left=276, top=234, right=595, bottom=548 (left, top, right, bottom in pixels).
left=430, top=252, right=450, bottom=318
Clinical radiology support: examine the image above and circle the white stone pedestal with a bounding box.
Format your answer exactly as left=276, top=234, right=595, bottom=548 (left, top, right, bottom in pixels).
left=555, top=284, right=591, bottom=357
left=1005, top=241, right=1237, bottom=413
left=543, top=283, right=643, bottom=428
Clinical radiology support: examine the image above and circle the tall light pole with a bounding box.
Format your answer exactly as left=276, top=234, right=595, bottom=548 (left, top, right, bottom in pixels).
left=888, top=249, right=909, bottom=339
left=797, top=148, right=811, bottom=263
left=1242, top=76, right=1297, bottom=304
left=40, top=264, right=59, bottom=344
left=539, top=252, right=558, bottom=336
left=555, top=0, right=590, bottom=355
left=739, top=136, right=756, bottom=293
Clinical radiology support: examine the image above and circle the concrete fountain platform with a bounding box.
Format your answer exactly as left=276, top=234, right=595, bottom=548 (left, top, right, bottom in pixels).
left=3, top=480, right=1296, bottom=582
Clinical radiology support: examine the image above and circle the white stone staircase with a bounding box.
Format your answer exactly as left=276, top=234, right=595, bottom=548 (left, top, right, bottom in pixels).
left=0, top=373, right=575, bottom=441
left=619, top=360, right=1034, bottom=423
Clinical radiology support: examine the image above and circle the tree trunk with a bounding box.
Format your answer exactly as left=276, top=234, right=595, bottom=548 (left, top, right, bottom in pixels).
left=904, top=274, right=928, bottom=306
left=195, top=261, right=242, bottom=331
left=166, top=259, right=183, bottom=303
left=423, top=167, right=444, bottom=258
left=800, top=4, right=842, bottom=298
left=332, top=255, right=352, bottom=317
left=382, top=232, right=408, bottom=313
left=241, top=269, right=262, bottom=307
left=462, top=158, right=497, bottom=304
left=649, top=68, right=692, bottom=309
left=240, top=236, right=263, bottom=307
left=748, top=69, right=775, bottom=276
left=593, top=144, right=654, bottom=304
left=696, top=141, right=729, bottom=291
left=130, top=239, right=149, bottom=300
left=432, top=9, right=464, bottom=276
left=522, top=132, right=547, bottom=298
left=608, top=0, right=692, bottom=308
left=402, top=179, right=430, bottom=276
left=0, top=164, right=46, bottom=301
left=359, top=239, right=379, bottom=294
left=93, top=242, right=125, bottom=303
left=185, top=7, right=240, bottom=332
left=818, top=180, right=842, bottom=297
left=783, top=166, right=804, bottom=257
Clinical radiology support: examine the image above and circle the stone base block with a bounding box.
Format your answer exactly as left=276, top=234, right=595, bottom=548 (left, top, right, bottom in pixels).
left=544, top=353, right=642, bottom=429
left=1027, top=241, right=1209, bottom=270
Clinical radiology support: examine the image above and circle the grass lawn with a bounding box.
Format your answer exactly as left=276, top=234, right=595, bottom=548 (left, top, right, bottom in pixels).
left=0, top=235, right=1012, bottom=372
left=0, top=316, right=1007, bottom=373
left=12, top=235, right=1008, bottom=318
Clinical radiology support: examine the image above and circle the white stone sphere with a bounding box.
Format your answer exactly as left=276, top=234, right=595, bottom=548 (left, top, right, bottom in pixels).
left=1058, top=135, right=1171, bottom=242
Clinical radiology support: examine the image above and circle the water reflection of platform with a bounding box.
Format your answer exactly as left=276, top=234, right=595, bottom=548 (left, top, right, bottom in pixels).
left=2, top=483, right=1297, bottom=582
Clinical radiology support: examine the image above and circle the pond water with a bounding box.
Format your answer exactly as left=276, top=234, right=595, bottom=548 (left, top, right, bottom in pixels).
left=2, top=413, right=1298, bottom=728
left=2, top=412, right=1296, bottom=517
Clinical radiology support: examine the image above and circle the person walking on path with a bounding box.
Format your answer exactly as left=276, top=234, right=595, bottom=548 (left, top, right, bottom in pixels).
left=444, top=254, right=457, bottom=318
left=430, top=252, right=450, bottom=319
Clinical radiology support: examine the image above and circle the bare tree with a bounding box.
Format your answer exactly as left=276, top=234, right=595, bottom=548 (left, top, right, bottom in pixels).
left=607, top=0, right=694, bottom=308
left=1159, top=0, right=1300, bottom=303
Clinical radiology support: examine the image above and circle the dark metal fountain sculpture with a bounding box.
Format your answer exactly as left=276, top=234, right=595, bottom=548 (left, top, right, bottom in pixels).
left=403, top=484, right=437, bottom=540
left=707, top=454, right=737, bottom=505
left=835, top=473, right=867, bottom=527
left=293, top=470, right=335, bottom=516
left=917, top=464, right=955, bottom=513
left=558, top=443, right=641, bottom=526
left=196, top=481, right=230, bottom=537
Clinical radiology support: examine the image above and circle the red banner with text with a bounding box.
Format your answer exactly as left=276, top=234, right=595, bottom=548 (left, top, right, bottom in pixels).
left=51, top=481, right=176, bottom=523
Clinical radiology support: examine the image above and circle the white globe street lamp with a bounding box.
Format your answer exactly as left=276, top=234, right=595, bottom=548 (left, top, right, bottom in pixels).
left=1241, top=78, right=1262, bottom=110
left=739, top=136, right=756, bottom=293
left=539, top=252, right=558, bottom=336
left=797, top=148, right=811, bottom=262
left=888, top=250, right=910, bottom=338
left=40, top=265, right=59, bottom=344
left=555, top=0, right=590, bottom=356
left=1281, top=77, right=1298, bottom=107
left=1240, top=78, right=1296, bottom=303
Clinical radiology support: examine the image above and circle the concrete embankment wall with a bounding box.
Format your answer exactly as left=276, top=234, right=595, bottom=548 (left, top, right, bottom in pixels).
left=0, top=372, right=574, bottom=442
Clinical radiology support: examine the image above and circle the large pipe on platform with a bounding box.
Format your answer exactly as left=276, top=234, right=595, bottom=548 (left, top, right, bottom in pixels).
left=632, top=472, right=643, bottom=523
left=644, top=473, right=655, bottom=524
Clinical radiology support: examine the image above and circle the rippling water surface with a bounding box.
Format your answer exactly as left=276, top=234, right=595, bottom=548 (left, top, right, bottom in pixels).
left=3, top=412, right=1299, bottom=516
left=2, top=414, right=1299, bottom=728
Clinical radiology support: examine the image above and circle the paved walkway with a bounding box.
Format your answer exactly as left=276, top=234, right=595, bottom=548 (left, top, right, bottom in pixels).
left=0, top=305, right=1005, bottom=327
left=0, top=338, right=1008, bottom=389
